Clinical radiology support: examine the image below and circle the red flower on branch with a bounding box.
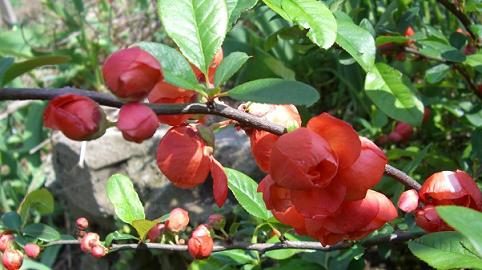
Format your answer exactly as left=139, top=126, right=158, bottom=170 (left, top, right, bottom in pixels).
left=191, top=49, right=223, bottom=83
left=117, top=103, right=159, bottom=143
left=2, top=249, right=23, bottom=270
left=187, top=235, right=214, bottom=259
left=165, top=208, right=189, bottom=233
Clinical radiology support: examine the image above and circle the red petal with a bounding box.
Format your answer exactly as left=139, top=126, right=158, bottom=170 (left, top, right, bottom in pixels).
left=117, top=103, right=158, bottom=143
left=415, top=205, right=452, bottom=232
left=249, top=130, right=278, bottom=172
left=360, top=190, right=398, bottom=233
left=272, top=206, right=306, bottom=232
left=210, top=158, right=228, bottom=207
left=398, top=189, right=419, bottom=213
left=291, top=181, right=346, bottom=218
left=307, top=113, right=361, bottom=168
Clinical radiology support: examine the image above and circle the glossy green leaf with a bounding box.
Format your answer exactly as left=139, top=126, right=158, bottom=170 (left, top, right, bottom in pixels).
left=227, top=78, right=319, bottom=106
left=0, top=57, right=14, bottom=86
left=375, top=35, right=409, bottom=46
left=418, top=40, right=466, bottom=62
left=104, top=231, right=138, bottom=247
left=214, top=52, right=250, bottom=87
left=465, top=54, right=482, bottom=73
left=334, top=11, right=375, bottom=72
left=408, top=231, right=482, bottom=270
left=2, top=55, right=70, bottom=85
left=106, top=174, right=145, bottom=224
left=21, top=259, right=51, bottom=270
left=437, top=206, right=482, bottom=257
left=158, top=0, right=228, bottom=75
left=138, top=42, right=204, bottom=92
left=364, top=63, right=424, bottom=126
left=23, top=223, right=61, bottom=242
left=225, top=168, right=272, bottom=220
left=212, top=250, right=256, bottom=265
left=132, top=219, right=157, bottom=240
left=18, top=188, right=55, bottom=223
left=425, top=64, right=450, bottom=84
left=1, top=212, right=21, bottom=232
left=263, top=0, right=337, bottom=49
left=226, top=0, right=258, bottom=27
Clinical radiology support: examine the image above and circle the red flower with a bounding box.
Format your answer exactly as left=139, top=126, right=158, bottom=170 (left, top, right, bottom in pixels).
left=147, top=223, right=165, bottom=242
left=404, top=26, right=415, bottom=37
left=157, top=125, right=228, bottom=207
left=91, top=245, right=107, bottom=258
left=192, top=224, right=211, bottom=237
left=388, top=122, right=413, bottom=143
left=187, top=235, right=214, bottom=259
left=0, top=233, right=14, bottom=252
left=2, top=249, right=23, bottom=270
left=102, top=47, right=162, bottom=101
left=76, top=217, right=89, bottom=231
left=192, top=49, right=223, bottom=83
left=244, top=103, right=301, bottom=172
left=415, top=205, right=452, bottom=232
left=80, top=232, right=100, bottom=253
left=419, top=170, right=481, bottom=210
left=23, top=244, right=40, bottom=259
left=148, top=81, right=197, bottom=126
left=44, top=94, right=107, bottom=141
left=117, top=103, right=159, bottom=143
left=398, top=189, right=419, bottom=213
left=165, top=208, right=189, bottom=233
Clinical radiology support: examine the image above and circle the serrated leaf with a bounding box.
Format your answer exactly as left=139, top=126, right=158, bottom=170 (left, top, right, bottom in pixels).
left=138, top=42, right=204, bottom=92
left=132, top=219, right=157, bottom=240
left=227, top=78, right=319, bottom=106
left=106, top=174, right=145, bottom=224
left=263, top=0, right=337, bottom=49
left=3, top=55, right=70, bottom=85
left=225, top=168, right=272, bottom=220
left=364, top=63, right=424, bottom=126
left=437, top=206, right=482, bottom=257
left=214, top=52, right=250, bottom=87
left=23, top=223, right=61, bottom=242
left=158, top=0, right=228, bottom=75
left=334, top=11, right=375, bottom=72
left=408, top=231, right=482, bottom=270
left=226, top=0, right=258, bottom=27
left=18, top=188, right=54, bottom=224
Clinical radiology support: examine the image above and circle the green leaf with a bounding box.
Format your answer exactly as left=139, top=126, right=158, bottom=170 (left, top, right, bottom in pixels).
left=418, top=40, right=466, bottom=63
left=21, top=258, right=51, bottom=270
left=375, top=35, right=409, bottom=46
left=265, top=234, right=306, bottom=260
left=227, top=78, right=319, bottom=106
left=1, top=212, right=21, bottom=232
left=137, top=42, right=204, bottom=92
left=437, top=206, right=482, bottom=257
left=0, top=57, right=14, bottom=86
left=408, top=231, right=482, bottom=270
left=23, top=223, right=61, bottom=242
left=334, top=11, right=375, bottom=72
left=212, top=250, right=256, bottom=265
left=158, top=0, right=228, bottom=75
left=214, top=52, right=250, bottom=87
left=364, top=63, right=424, bottom=126
left=104, top=231, right=138, bottom=247
left=131, top=219, right=157, bottom=240
left=225, top=168, right=272, bottom=220
left=263, top=0, right=336, bottom=49
left=2, top=55, right=70, bottom=85
left=226, top=0, right=258, bottom=27
left=425, top=64, right=450, bottom=84
left=465, top=53, right=482, bottom=73
left=106, top=174, right=145, bottom=224
left=18, top=188, right=55, bottom=223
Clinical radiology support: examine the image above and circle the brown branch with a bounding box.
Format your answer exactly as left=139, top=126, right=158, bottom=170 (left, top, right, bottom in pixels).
left=0, top=87, right=420, bottom=190
left=46, top=231, right=424, bottom=253
left=436, top=0, right=477, bottom=40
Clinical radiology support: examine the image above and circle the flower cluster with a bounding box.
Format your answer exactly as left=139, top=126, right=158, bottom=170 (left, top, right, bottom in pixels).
left=398, top=170, right=482, bottom=232
left=0, top=231, right=41, bottom=270
left=245, top=108, right=397, bottom=245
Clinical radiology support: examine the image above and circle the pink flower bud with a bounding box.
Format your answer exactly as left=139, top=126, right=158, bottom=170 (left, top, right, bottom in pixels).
left=91, top=245, right=107, bottom=258
left=188, top=236, right=213, bottom=259
left=398, top=189, right=419, bottom=213
left=207, top=214, right=225, bottom=229
left=166, top=208, right=189, bottom=233
left=23, top=244, right=41, bottom=259
left=2, top=249, right=23, bottom=270
left=192, top=224, right=210, bottom=238
left=0, top=233, right=14, bottom=252
left=76, top=217, right=89, bottom=231
left=80, top=232, right=100, bottom=253
left=147, top=223, right=165, bottom=242
left=117, top=103, right=159, bottom=143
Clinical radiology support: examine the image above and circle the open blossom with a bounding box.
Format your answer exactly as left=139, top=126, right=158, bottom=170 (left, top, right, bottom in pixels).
left=44, top=94, right=107, bottom=141
left=157, top=125, right=228, bottom=207
left=117, top=103, right=159, bottom=143
left=102, top=47, right=162, bottom=101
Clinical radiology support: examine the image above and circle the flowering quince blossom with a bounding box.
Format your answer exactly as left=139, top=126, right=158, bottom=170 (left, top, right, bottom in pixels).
left=102, top=47, right=162, bottom=101
left=157, top=125, right=228, bottom=207
left=243, top=103, right=302, bottom=172
left=187, top=226, right=214, bottom=259
left=80, top=232, right=101, bottom=253
left=388, top=122, right=413, bottom=143
left=191, top=49, right=223, bottom=83
left=398, top=170, right=482, bottom=232
left=0, top=233, right=14, bottom=252
left=147, top=81, right=198, bottom=126
left=117, top=103, right=159, bottom=143
left=43, top=94, right=107, bottom=141
left=2, top=249, right=23, bottom=270
left=23, top=244, right=41, bottom=259
left=165, top=208, right=190, bottom=233
left=147, top=223, right=165, bottom=242
left=256, top=113, right=396, bottom=245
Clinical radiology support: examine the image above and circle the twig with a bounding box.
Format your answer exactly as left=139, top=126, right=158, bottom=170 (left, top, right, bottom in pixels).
left=0, top=87, right=420, bottom=190
left=436, top=0, right=477, bottom=40
left=45, top=231, right=424, bottom=253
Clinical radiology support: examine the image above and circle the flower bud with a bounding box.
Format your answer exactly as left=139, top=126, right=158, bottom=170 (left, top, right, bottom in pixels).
left=388, top=122, right=413, bottom=143
left=76, top=217, right=89, bottom=231
left=23, top=244, right=41, bottom=259
left=192, top=224, right=211, bottom=238
left=207, top=214, right=225, bottom=230
left=102, top=47, right=162, bottom=101
left=166, top=208, right=190, bottom=233
left=91, top=245, right=107, bottom=258
left=187, top=235, right=213, bottom=259
left=2, top=249, right=23, bottom=270
left=117, top=103, right=159, bottom=143
left=147, top=223, right=165, bottom=242
left=398, top=189, right=419, bottom=213
left=80, top=232, right=100, bottom=253
left=0, top=233, right=14, bottom=252
left=44, top=94, right=107, bottom=141
left=415, top=205, right=451, bottom=232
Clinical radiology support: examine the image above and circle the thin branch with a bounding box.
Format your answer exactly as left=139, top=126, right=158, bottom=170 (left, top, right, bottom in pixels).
left=0, top=87, right=420, bottom=190
left=46, top=231, right=424, bottom=253
left=436, top=0, right=477, bottom=40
